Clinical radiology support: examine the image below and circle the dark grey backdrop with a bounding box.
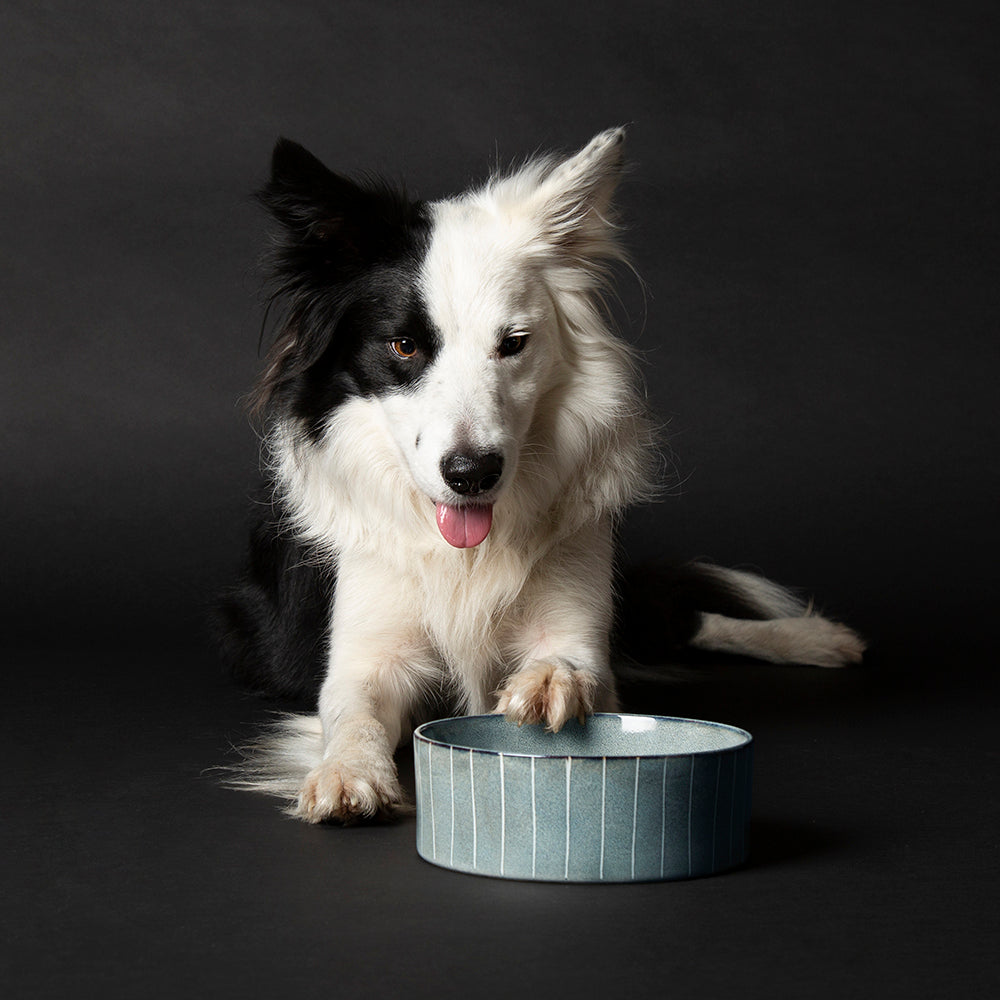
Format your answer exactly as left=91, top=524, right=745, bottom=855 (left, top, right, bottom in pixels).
left=3, top=1, right=997, bottom=997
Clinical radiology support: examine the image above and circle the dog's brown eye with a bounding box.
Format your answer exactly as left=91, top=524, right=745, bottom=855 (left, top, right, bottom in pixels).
left=498, top=334, right=528, bottom=358
left=390, top=338, right=418, bottom=359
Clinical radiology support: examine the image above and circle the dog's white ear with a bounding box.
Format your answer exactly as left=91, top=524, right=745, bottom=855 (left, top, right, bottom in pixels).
left=528, top=127, right=627, bottom=257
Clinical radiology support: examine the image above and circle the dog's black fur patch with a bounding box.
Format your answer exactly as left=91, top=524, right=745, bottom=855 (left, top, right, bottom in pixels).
left=213, top=493, right=333, bottom=700
left=250, top=139, right=436, bottom=437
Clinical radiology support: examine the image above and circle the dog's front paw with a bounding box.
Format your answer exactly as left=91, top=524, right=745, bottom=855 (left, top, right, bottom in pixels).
left=494, top=661, right=599, bottom=733
left=294, top=758, right=405, bottom=823
left=293, top=719, right=407, bottom=824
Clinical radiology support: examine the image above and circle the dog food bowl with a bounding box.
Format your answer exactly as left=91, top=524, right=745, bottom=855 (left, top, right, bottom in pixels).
left=413, top=713, right=752, bottom=882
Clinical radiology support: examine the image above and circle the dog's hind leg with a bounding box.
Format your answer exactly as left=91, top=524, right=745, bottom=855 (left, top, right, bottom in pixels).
left=690, top=612, right=865, bottom=667
left=618, top=561, right=865, bottom=668
left=685, top=563, right=864, bottom=667
left=212, top=493, right=332, bottom=702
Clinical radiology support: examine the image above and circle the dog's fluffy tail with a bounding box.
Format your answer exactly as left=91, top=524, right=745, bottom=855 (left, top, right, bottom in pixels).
left=616, top=561, right=865, bottom=668
left=223, top=713, right=323, bottom=811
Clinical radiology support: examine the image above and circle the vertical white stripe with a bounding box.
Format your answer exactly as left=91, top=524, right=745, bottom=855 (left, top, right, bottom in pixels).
left=414, top=742, right=423, bottom=854
left=429, top=744, right=436, bottom=860
left=531, top=757, right=537, bottom=878
left=600, top=757, right=607, bottom=880
left=660, top=758, right=667, bottom=879
left=449, top=746, right=455, bottom=866
left=631, top=757, right=640, bottom=879
left=499, top=754, right=506, bottom=876
left=469, top=749, right=477, bottom=868
left=564, top=757, right=571, bottom=880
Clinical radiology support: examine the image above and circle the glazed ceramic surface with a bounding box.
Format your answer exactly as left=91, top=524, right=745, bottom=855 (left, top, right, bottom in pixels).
left=413, top=713, right=753, bottom=882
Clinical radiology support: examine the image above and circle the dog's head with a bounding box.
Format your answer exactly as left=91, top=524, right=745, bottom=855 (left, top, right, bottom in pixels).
left=252, top=129, right=651, bottom=550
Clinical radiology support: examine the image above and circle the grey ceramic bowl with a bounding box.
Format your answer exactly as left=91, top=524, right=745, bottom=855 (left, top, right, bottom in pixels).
left=413, top=713, right=753, bottom=883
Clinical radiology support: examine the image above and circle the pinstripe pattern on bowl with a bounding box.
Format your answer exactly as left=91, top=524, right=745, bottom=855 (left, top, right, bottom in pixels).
left=413, top=714, right=753, bottom=882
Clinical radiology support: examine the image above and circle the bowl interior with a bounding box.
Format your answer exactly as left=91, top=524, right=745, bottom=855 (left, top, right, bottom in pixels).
left=416, top=713, right=750, bottom=758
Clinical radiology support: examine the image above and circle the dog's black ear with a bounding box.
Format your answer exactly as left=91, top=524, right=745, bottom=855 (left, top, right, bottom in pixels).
left=268, top=138, right=340, bottom=198
left=257, top=139, right=370, bottom=264
left=256, top=138, right=422, bottom=270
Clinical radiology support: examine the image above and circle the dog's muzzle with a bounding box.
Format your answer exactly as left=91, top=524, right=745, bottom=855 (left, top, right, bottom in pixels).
left=435, top=451, right=503, bottom=549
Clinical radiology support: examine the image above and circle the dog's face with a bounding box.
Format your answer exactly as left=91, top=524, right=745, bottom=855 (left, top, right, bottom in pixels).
left=377, top=204, right=564, bottom=547
left=254, top=130, right=629, bottom=548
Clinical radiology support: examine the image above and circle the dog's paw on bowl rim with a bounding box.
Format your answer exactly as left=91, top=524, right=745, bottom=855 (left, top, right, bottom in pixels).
left=413, top=713, right=752, bottom=882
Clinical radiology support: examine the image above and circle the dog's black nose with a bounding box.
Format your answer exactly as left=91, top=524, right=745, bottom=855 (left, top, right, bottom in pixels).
left=441, top=451, right=504, bottom=496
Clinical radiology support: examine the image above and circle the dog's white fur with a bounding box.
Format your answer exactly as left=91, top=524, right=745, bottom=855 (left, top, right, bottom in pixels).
left=236, top=129, right=863, bottom=822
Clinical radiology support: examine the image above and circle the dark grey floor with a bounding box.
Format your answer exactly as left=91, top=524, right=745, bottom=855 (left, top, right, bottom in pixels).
left=4, top=643, right=996, bottom=999
left=4, top=0, right=998, bottom=996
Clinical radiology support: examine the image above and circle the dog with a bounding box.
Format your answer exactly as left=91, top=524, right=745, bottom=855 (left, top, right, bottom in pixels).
left=216, top=127, right=864, bottom=823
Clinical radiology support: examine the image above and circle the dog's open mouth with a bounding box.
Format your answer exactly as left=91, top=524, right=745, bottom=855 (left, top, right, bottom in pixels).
left=435, top=503, right=493, bottom=548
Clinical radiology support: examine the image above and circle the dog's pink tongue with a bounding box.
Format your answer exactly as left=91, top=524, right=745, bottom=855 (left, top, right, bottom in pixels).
left=435, top=503, right=493, bottom=548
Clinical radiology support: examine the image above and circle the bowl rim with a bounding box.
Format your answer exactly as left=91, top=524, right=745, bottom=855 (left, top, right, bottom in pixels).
left=413, top=712, right=752, bottom=761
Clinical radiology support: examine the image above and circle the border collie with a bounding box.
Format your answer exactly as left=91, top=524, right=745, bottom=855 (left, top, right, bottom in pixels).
left=217, top=128, right=864, bottom=823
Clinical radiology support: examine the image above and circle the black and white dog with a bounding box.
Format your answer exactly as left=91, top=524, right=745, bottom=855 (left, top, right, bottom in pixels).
left=217, top=128, right=864, bottom=823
